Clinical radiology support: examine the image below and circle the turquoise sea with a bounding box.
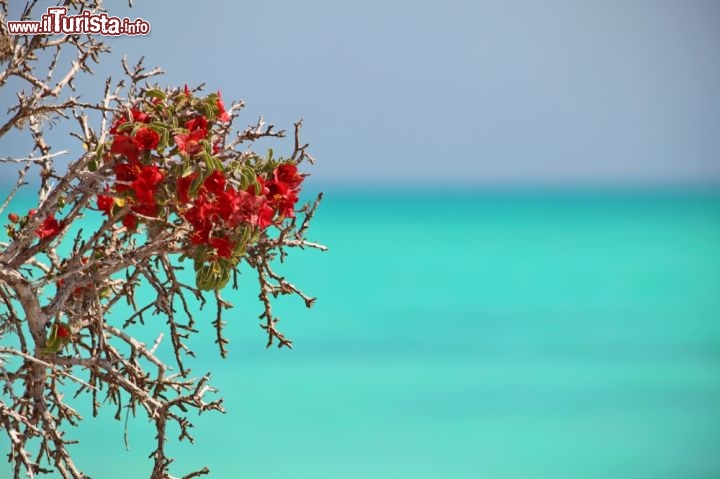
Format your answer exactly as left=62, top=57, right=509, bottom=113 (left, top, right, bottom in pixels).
left=2, top=189, right=720, bottom=479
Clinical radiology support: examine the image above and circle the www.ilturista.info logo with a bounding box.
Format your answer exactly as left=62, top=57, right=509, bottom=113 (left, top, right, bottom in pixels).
left=6, top=7, right=150, bottom=36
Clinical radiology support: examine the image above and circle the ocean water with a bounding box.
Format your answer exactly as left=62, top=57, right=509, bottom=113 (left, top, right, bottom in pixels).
left=2, top=189, right=720, bottom=479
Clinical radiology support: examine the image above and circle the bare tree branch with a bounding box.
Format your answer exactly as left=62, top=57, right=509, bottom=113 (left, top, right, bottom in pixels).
left=0, top=1, right=325, bottom=477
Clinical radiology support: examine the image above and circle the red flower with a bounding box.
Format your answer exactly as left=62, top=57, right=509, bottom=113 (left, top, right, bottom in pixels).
left=190, top=225, right=211, bottom=245
left=183, top=84, right=191, bottom=97
left=256, top=201, right=275, bottom=229
left=131, top=164, right=164, bottom=206
left=56, top=324, right=70, bottom=338
left=114, top=159, right=142, bottom=193
left=216, top=91, right=230, bottom=122
left=176, top=172, right=198, bottom=204
left=8, top=213, right=19, bottom=223
left=133, top=127, right=160, bottom=151
left=215, top=187, right=238, bottom=224
left=35, top=215, right=62, bottom=240
left=110, top=135, right=140, bottom=163
left=185, top=115, right=207, bottom=133
left=97, top=195, right=114, bottom=216
left=203, top=170, right=226, bottom=196
left=113, top=160, right=163, bottom=207
left=219, top=188, right=273, bottom=228
left=209, top=236, right=235, bottom=259
left=196, top=195, right=219, bottom=224
left=174, top=129, right=205, bottom=156
left=266, top=179, right=298, bottom=218
left=184, top=193, right=218, bottom=231
left=274, top=163, right=303, bottom=189
left=131, top=109, right=151, bottom=124
left=131, top=202, right=158, bottom=218
left=122, top=213, right=138, bottom=231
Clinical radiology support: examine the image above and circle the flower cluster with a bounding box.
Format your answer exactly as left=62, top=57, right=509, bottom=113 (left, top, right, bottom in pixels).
left=97, top=107, right=166, bottom=231
left=94, top=86, right=305, bottom=290
left=178, top=162, right=304, bottom=257
left=5, top=87, right=307, bottom=292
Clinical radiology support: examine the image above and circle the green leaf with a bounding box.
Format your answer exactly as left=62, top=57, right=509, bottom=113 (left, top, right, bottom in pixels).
left=116, top=121, right=134, bottom=134
left=157, top=129, right=169, bottom=152
left=216, top=265, right=231, bottom=290
left=213, top=156, right=224, bottom=171
left=91, top=143, right=105, bottom=172
left=241, top=167, right=260, bottom=194
left=189, top=172, right=205, bottom=197
left=193, top=253, right=204, bottom=272
left=145, top=88, right=166, bottom=100
left=175, top=96, right=188, bottom=110
left=194, top=260, right=233, bottom=291
left=233, top=227, right=251, bottom=256
left=203, top=151, right=215, bottom=173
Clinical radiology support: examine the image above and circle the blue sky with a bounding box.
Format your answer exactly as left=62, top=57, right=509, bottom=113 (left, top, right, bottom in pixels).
left=4, top=0, right=720, bottom=187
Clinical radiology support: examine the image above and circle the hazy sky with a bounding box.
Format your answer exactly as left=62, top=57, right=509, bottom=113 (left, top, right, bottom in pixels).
left=4, top=0, right=720, bottom=186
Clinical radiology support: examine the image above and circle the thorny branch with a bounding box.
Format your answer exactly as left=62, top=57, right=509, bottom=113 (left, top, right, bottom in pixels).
left=0, top=1, right=325, bottom=478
